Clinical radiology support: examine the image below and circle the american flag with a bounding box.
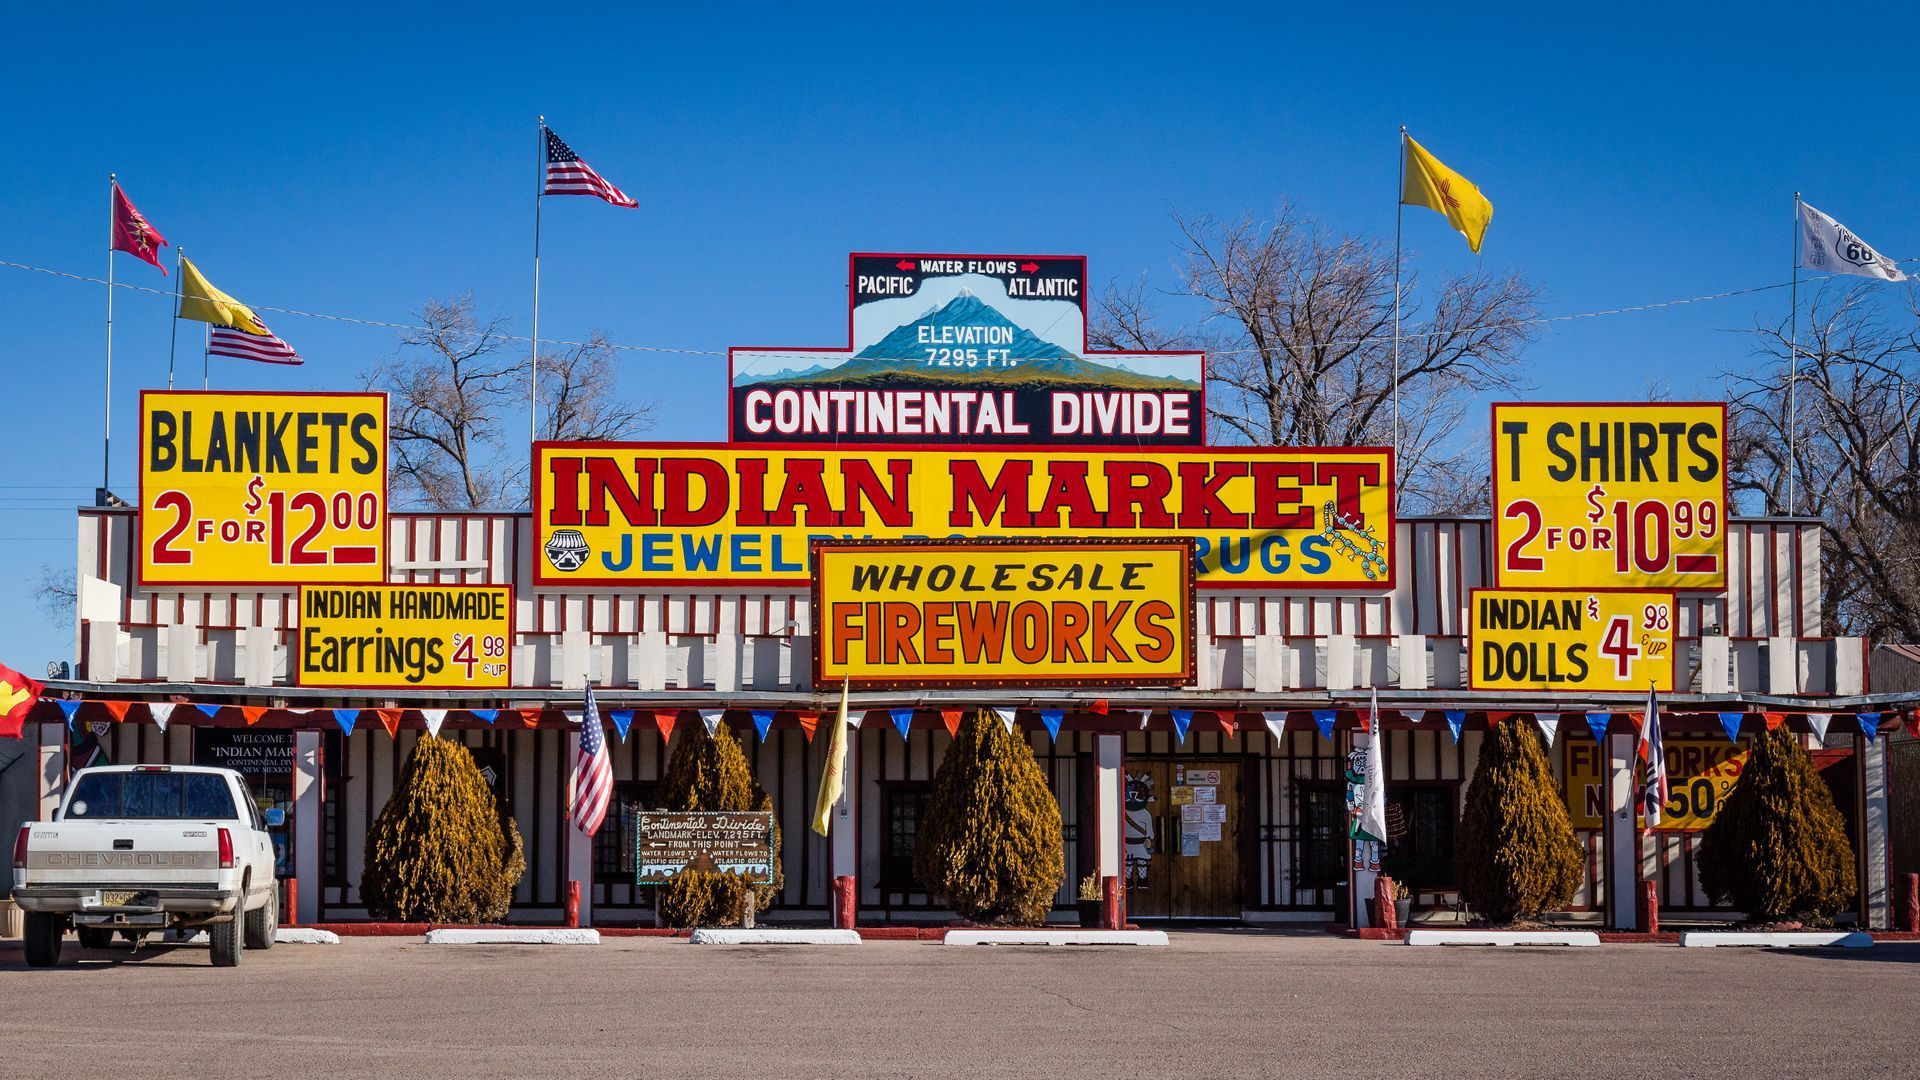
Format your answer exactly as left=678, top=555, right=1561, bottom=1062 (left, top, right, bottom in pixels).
left=542, top=127, right=637, bottom=208
left=1638, top=684, right=1667, bottom=832
left=569, top=685, right=612, bottom=836
left=208, top=322, right=302, bottom=366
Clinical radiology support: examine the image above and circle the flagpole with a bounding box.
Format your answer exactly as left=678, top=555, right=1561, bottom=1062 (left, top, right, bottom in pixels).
left=166, top=246, right=183, bottom=390
left=102, top=174, right=115, bottom=507
left=202, top=324, right=210, bottom=390
left=530, top=115, right=545, bottom=454
left=1787, top=192, right=1801, bottom=516
left=1392, top=126, right=1405, bottom=497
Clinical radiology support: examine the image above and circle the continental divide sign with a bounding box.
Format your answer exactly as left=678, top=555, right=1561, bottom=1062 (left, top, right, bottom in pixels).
left=728, top=254, right=1205, bottom=446
left=532, top=443, right=1395, bottom=589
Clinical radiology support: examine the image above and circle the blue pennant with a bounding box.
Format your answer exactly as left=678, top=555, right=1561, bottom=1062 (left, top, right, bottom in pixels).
left=193, top=702, right=222, bottom=719
left=1586, top=712, right=1611, bottom=744
left=469, top=709, right=498, bottom=725
left=1718, top=712, right=1745, bottom=742
left=1311, top=709, right=1339, bottom=740
left=1857, top=712, right=1882, bottom=743
left=55, top=699, right=82, bottom=729
left=891, top=708, right=914, bottom=740
left=333, top=708, right=359, bottom=736
left=1443, top=711, right=1465, bottom=744
left=608, top=709, right=635, bottom=742
left=1170, top=709, right=1193, bottom=744
left=752, top=709, right=775, bottom=741
left=1039, top=708, right=1064, bottom=742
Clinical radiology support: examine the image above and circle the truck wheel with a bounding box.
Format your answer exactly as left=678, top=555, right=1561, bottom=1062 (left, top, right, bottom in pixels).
left=245, top=883, right=278, bottom=950
left=23, top=912, right=65, bottom=968
left=208, top=916, right=243, bottom=967
left=77, top=927, right=114, bottom=950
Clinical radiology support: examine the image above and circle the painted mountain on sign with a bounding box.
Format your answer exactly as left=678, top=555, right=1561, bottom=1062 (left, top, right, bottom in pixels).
left=741, top=292, right=1197, bottom=389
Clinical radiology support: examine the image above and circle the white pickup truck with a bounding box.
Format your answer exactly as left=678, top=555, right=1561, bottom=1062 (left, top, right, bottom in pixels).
left=11, top=764, right=280, bottom=966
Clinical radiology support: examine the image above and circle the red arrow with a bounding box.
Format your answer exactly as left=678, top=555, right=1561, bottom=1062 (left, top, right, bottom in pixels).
left=1020, top=261, right=1040, bottom=273
left=896, top=259, right=916, bottom=271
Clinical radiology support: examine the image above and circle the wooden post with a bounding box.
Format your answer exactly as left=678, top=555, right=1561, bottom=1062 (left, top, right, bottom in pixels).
left=742, top=890, right=757, bottom=930
left=565, top=880, right=580, bottom=929
left=833, top=875, right=856, bottom=930
left=1374, top=875, right=1398, bottom=932
left=1639, top=880, right=1659, bottom=935
left=283, top=878, right=299, bottom=928
left=1101, top=874, right=1123, bottom=930
left=1903, top=873, right=1919, bottom=934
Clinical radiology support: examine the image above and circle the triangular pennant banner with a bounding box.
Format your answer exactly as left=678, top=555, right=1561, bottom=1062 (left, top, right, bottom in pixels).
left=609, top=709, right=635, bottom=742
left=1170, top=709, right=1193, bottom=744
left=1311, top=709, right=1338, bottom=740
left=1857, top=712, right=1882, bottom=743
left=1039, top=708, right=1064, bottom=742
left=333, top=708, right=359, bottom=736
left=1907, top=712, right=1920, bottom=739
left=241, top=706, right=267, bottom=726
left=1137, top=710, right=1151, bottom=730
left=470, top=708, right=498, bottom=725
left=654, top=710, right=679, bottom=743
left=421, top=709, right=448, bottom=739
left=751, top=709, right=774, bottom=741
left=519, top=708, right=542, bottom=728
left=700, top=709, right=724, bottom=737
left=1804, top=712, right=1832, bottom=742
left=796, top=710, right=818, bottom=742
left=1090, top=699, right=1109, bottom=715
left=940, top=709, right=963, bottom=738
left=1217, top=712, right=1237, bottom=739
left=56, top=699, right=82, bottom=728
left=1534, top=712, right=1559, bottom=747
left=1262, top=710, right=1288, bottom=741
left=1762, top=712, right=1788, bottom=732
left=1585, top=712, right=1611, bottom=744
left=1402, top=710, right=1426, bottom=725
left=193, top=702, right=222, bottom=719
left=992, top=707, right=1016, bottom=734
left=846, top=709, right=866, bottom=730
left=102, top=700, right=131, bottom=722
left=376, top=709, right=401, bottom=739
left=147, top=702, right=174, bottom=733
left=891, top=708, right=915, bottom=741
left=1718, top=712, right=1744, bottom=742
left=1444, top=710, right=1465, bottom=744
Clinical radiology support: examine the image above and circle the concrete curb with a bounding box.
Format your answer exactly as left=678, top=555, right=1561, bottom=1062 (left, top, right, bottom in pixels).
left=689, top=928, right=861, bottom=945
left=1680, top=931, right=1872, bottom=948
left=1405, top=930, right=1601, bottom=947
left=944, top=929, right=1168, bottom=946
left=424, top=928, right=600, bottom=945
left=275, top=928, right=341, bottom=945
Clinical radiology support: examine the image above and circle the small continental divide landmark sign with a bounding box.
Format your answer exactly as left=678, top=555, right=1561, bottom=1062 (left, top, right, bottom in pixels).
left=635, top=811, right=777, bottom=884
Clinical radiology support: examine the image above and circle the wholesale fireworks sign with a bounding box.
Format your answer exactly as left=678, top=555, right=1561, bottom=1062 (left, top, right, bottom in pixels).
left=1469, top=588, right=1677, bottom=692
left=532, top=443, right=1394, bottom=589
left=295, top=584, right=513, bottom=689
left=139, top=391, right=388, bottom=585
left=729, top=254, right=1205, bottom=445
left=1492, top=403, right=1726, bottom=590
left=812, top=539, right=1195, bottom=688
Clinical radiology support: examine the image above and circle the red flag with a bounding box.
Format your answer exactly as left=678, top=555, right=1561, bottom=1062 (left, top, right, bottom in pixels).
left=1218, top=712, right=1237, bottom=739
left=940, top=709, right=963, bottom=738
left=376, top=708, right=402, bottom=738
left=795, top=710, right=818, bottom=742
left=1763, top=712, right=1788, bottom=732
left=653, top=709, right=679, bottom=743
left=0, top=661, right=46, bottom=739
left=1090, top=699, right=1109, bottom=715
left=111, top=182, right=169, bottom=274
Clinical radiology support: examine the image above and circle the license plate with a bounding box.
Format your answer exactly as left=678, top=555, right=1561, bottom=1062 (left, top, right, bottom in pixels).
left=100, top=890, right=138, bottom=907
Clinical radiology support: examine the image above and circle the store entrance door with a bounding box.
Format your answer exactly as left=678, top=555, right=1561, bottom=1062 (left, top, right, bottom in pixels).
left=1122, top=759, right=1243, bottom=918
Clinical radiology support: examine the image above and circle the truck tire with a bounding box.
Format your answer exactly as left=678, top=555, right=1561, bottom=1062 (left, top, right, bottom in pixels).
left=77, top=926, right=115, bottom=950
left=245, top=883, right=277, bottom=950
left=23, top=912, right=65, bottom=968
left=209, top=915, right=243, bottom=967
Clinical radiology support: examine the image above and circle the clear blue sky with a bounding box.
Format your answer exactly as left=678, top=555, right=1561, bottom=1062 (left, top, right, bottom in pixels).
left=1, top=4, right=1915, bottom=673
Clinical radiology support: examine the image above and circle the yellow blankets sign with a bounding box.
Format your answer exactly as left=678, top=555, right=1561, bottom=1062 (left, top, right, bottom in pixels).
left=532, top=443, right=1393, bottom=589
left=1492, top=403, right=1726, bottom=590
left=296, top=584, right=512, bottom=689
left=139, top=391, right=387, bottom=585
left=812, top=539, right=1195, bottom=687
left=1469, top=588, right=1677, bottom=692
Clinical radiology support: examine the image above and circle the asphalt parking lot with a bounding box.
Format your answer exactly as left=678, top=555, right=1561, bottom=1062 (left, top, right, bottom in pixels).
left=1, top=931, right=1911, bottom=1079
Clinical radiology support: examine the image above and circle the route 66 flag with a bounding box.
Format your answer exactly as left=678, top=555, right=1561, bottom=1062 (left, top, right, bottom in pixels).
left=1799, top=202, right=1907, bottom=281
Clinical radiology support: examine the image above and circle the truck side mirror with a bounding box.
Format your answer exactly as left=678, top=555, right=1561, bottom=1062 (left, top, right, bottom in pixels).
left=264, top=808, right=286, bottom=828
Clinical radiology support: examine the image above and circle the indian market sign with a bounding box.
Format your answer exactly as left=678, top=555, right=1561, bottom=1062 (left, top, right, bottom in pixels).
left=1469, top=588, right=1676, bottom=692
left=532, top=443, right=1394, bottom=589
left=295, top=584, right=513, bottom=689
left=1492, top=402, right=1726, bottom=590
left=139, top=391, right=388, bottom=585
left=193, top=729, right=295, bottom=783
left=1565, top=737, right=1747, bottom=831
left=636, top=811, right=777, bottom=885
left=729, top=254, right=1205, bottom=446
left=811, top=539, right=1195, bottom=688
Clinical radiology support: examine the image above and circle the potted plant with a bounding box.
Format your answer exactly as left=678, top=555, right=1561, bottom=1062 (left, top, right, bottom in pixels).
left=1076, top=874, right=1105, bottom=927
left=1392, top=879, right=1412, bottom=927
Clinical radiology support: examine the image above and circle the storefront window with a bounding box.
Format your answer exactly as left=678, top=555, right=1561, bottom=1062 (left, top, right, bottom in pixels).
left=595, top=782, right=656, bottom=883
left=879, top=782, right=932, bottom=889
left=1381, top=786, right=1457, bottom=892
left=1296, top=785, right=1344, bottom=888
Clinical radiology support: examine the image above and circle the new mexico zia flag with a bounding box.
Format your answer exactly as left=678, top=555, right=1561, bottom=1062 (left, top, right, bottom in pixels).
left=811, top=682, right=851, bottom=836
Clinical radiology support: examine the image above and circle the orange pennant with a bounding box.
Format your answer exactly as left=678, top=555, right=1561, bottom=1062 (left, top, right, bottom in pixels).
left=520, top=708, right=543, bottom=728
left=1090, top=699, right=1109, bottom=715
left=654, top=710, right=678, bottom=743
left=102, top=700, right=131, bottom=722
left=940, top=709, right=963, bottom=738
left=795, top=710, right=818, bottom=742
left=241, top=705, right=267, bottom=726
left=1218, top=712, right=1237, bottom=739
left=376, top=708, right=402, bottom=738
left=1763, top=712, right=1788, bottom=732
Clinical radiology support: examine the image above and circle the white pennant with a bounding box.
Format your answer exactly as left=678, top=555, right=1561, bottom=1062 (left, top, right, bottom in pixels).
left=1137, top=710, right=1152, bottom=730
left=1805, top=712, right=1832, bottom=742
left=148, top=702, right=174, bottom=733
left=1534, top=712, right=1560, bottom=748
left=1402, top=710, right=1426, bottom=725
left=1262, top=710, right=1288, bottom=740
left=845, top=709, right=864, bottom=729
left=992, top=707, right=1016, bottom=734
left=700, top=709, right=724, bottom=736
left=420, top=709, right=447, bottom=739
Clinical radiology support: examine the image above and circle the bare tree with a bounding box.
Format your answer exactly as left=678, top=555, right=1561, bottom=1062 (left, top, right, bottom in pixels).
left=365, top=296, right=522, bottom=510
left=1730, top=281, right=1920, bottom=640
left=32, top=564, right=74, bottom=623
left=536, top=334, right=656, bottom=442
left=1092, top=206, right=1542, bottom=512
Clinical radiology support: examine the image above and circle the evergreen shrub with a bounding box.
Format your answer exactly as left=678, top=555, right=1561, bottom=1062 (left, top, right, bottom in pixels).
left=1698, top=728, right=1856, bottom=924
left=1454, top=718, right=1584, bottom=923
left=656, top=723, right=783, bottom=923
left=658, top=869, right=754, bottom=927
left=361, top=736, right=525, bottom=922
left=913, top=710, right=1064, bottom=925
